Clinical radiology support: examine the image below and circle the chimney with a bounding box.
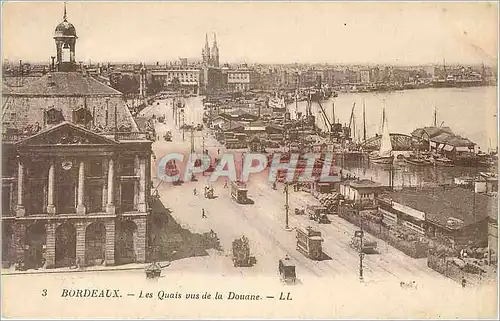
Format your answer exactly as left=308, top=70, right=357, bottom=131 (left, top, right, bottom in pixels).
left=50, top=56, right=56, bottom=71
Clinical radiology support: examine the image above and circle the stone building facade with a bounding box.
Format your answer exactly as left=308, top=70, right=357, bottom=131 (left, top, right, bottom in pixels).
left=2, top=5, right=152, bottom=270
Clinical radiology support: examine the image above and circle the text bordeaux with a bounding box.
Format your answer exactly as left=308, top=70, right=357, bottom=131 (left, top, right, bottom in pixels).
left=61, top=289, right=121, bottom=298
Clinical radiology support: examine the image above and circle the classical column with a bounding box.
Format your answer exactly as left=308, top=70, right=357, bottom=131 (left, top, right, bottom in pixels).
left=47, top=160, right=56, bottom=214
left=45, top=222, right=56, bottom=269
left=75, top=222, right=86, bottom=267
left=13, top=222, right=26, bottom=263
left=102, top=161, right=108, bottom=211
left=16, top=158, right=25, bottom=217
left=138, top=157, right=147, bottom=212
left=134, top=155, right=139, bottom=210
left=106, top=158, right=116, bottom=214
left=76, top=160, right=86, bottom=214
left=104, top=220, right=115, bottom=266
left=133, top=217, right=147, bottom=263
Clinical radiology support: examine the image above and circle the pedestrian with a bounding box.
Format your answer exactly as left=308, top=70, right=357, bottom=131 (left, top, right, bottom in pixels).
left=202, top=208, right=207, bottom=218
left=461, top=277, right=467, bottom=288
left=193, top=188, right=197, bottom=196
left=224, top=180, right=228, bottom=188
left=217, top=148, right=220, bottom=155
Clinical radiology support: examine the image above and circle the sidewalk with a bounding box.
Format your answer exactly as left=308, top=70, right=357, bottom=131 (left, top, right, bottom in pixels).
left=2, top=261, right=171, bottom=276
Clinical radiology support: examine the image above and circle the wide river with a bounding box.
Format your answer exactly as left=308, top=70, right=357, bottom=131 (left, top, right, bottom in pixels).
left=288, top=86, right=498, bottom=187
left=290, top=86, right=498, bottom=152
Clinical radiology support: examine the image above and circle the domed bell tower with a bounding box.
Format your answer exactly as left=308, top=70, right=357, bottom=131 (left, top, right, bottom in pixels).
left=54, top=3, right=78, bottom=72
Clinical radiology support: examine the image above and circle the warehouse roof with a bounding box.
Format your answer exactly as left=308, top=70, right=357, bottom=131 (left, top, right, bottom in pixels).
left=382, top=187, right=496, bottom=229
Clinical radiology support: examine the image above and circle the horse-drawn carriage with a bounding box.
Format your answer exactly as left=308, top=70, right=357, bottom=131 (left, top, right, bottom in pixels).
left=278, top=256, right=296, bottom=284
left=232, top=236, right=253, bottom=267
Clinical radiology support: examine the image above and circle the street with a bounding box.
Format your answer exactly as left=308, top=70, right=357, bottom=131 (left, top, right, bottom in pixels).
left=140, top=97, right=456, bottom=285
left=2, top=96, right=496, bottom=319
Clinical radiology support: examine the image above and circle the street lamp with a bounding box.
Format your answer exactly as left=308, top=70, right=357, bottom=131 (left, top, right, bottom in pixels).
left=284, top=182, right=290, bottom=230
left=190, top=123, right=195, bottom=154
left=181, top=110, right=185, bottom=141
left=355, top=229, right=365, bottom=282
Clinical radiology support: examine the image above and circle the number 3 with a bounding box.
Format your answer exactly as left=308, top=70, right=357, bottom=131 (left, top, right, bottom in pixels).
left=42, top=289, right=47, bottom=297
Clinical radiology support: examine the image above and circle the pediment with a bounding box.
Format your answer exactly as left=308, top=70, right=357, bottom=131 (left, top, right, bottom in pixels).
left=16, top=122, right=117, bottom=146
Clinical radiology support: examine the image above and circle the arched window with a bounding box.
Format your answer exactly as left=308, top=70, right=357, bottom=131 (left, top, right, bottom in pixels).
left=44, top=107, right=65, bottom=125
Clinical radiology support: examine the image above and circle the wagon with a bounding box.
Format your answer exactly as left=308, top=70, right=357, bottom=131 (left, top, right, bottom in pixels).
left=145, top=262, right=162, bottom=279
left=278, top=257, right=296, bottom=284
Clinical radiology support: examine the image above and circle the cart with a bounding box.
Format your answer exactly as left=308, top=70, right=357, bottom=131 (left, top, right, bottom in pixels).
left=294, top=208, right=305, bottom=215
left=164, top=131, right=172, bottom=141
left=232, top=236, right=252, bottom=267
left=278, top=257, right=296, bottom=284
left=306, top=205, right=330, bottom=224
left=349, top=232, right=378, bottom=254
left=145, top=262, right=162, bottom=279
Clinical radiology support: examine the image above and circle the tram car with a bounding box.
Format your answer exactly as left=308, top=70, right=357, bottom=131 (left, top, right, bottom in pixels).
left=230, top=181, right=254, bottom=204
left=278, top=257, right=296, bottom=284
left=296, top=226, right=323, bottom=260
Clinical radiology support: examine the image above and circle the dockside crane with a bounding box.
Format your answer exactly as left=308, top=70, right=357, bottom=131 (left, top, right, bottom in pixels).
left=348, top=102, right=356, bottom=141
left=316, top=99, right=334, bottom=134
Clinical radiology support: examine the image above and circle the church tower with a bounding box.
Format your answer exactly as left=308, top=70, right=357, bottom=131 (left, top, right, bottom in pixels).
left=211, top=33, right=219, bottom=67
left=202, top=33, right=211, bottom=66
left=53, top=2, right=78, bottom=72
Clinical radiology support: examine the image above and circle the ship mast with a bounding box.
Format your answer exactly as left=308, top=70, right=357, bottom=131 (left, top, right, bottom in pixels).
left=363, top=98, right=366, bottom=142
left=433, top=106, right=437, bottom=127
left=332, top=102, right=335, bottom=126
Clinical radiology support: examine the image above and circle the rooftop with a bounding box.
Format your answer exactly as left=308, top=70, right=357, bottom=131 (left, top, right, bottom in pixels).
left=4, top=72, right=122, bottom=96
left=342, top=179, right=382, bottom=189
left=381, top=187, right=497, bottom=229
left=411, top=126, right=475, bottom=147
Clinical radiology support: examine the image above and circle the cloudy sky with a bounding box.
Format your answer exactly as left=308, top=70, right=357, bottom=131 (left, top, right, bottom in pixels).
left=2, top=1, right=498, bottom=65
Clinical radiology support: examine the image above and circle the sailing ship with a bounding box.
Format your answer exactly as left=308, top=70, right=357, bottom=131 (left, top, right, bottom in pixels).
left=268, top=95, right=286, bottom=112
left=369, top=108, right=394, bottom=164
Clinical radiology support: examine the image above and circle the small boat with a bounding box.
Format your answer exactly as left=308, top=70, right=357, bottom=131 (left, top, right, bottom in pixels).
left=433, top=156, right=454, bottom=167
left=370, top=107, right=394, bottom=165
left=404, top=155, right=430, bottom=166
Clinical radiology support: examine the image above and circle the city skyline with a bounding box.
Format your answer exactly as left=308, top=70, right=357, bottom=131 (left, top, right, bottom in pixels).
left=2, top=2, right=498, bottom=66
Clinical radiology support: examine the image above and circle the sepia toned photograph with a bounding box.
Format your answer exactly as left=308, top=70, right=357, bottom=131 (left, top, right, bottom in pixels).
left=1, top=1, right=498, bottom=319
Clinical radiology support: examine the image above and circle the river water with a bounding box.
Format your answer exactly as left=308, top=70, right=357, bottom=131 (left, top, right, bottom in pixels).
left=288, top=86, right=498, bottom=187
left=289, top=86, right=498, bottom=151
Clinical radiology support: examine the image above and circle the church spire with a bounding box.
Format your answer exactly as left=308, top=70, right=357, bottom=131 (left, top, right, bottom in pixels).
left=211, top=32, right=219, bottom=67
left=202, top=33, right=211, bottom=65
left=63, top=2, right=67, bottom=21
left=213, top=33, right=218, bottom=48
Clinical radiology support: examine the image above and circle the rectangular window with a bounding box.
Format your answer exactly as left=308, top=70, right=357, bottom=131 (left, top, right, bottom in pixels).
left=88, top=160, right=103, bottom=177
left=2, top=185, right=11, bottom=214
left=119, top=157, right=135, bottom=176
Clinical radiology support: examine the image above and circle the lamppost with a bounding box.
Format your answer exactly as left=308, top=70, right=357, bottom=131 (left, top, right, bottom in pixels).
left=182, top=110, right=185, bottom=141
left=284, top=182, right=290, bottom=230
left=190, top=123, right=195, bottom=154
left=355, top=227, right=365, bottom=282
left=283, top=121, right=292, bottom=231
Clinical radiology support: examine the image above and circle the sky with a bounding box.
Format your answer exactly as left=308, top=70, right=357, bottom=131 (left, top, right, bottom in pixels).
left=1, top=1, right=499, bottom=65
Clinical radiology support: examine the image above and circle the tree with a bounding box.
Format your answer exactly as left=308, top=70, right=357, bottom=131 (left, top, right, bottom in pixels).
left=170, top=77, right=181, bottom=91
left=147, top=78, right=163, bottom=95
left=115, top=75, right=139, bottom=95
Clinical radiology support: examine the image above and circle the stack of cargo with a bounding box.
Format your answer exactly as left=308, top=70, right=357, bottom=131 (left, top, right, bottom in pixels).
left=316, top=193, right=342, bottom=213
